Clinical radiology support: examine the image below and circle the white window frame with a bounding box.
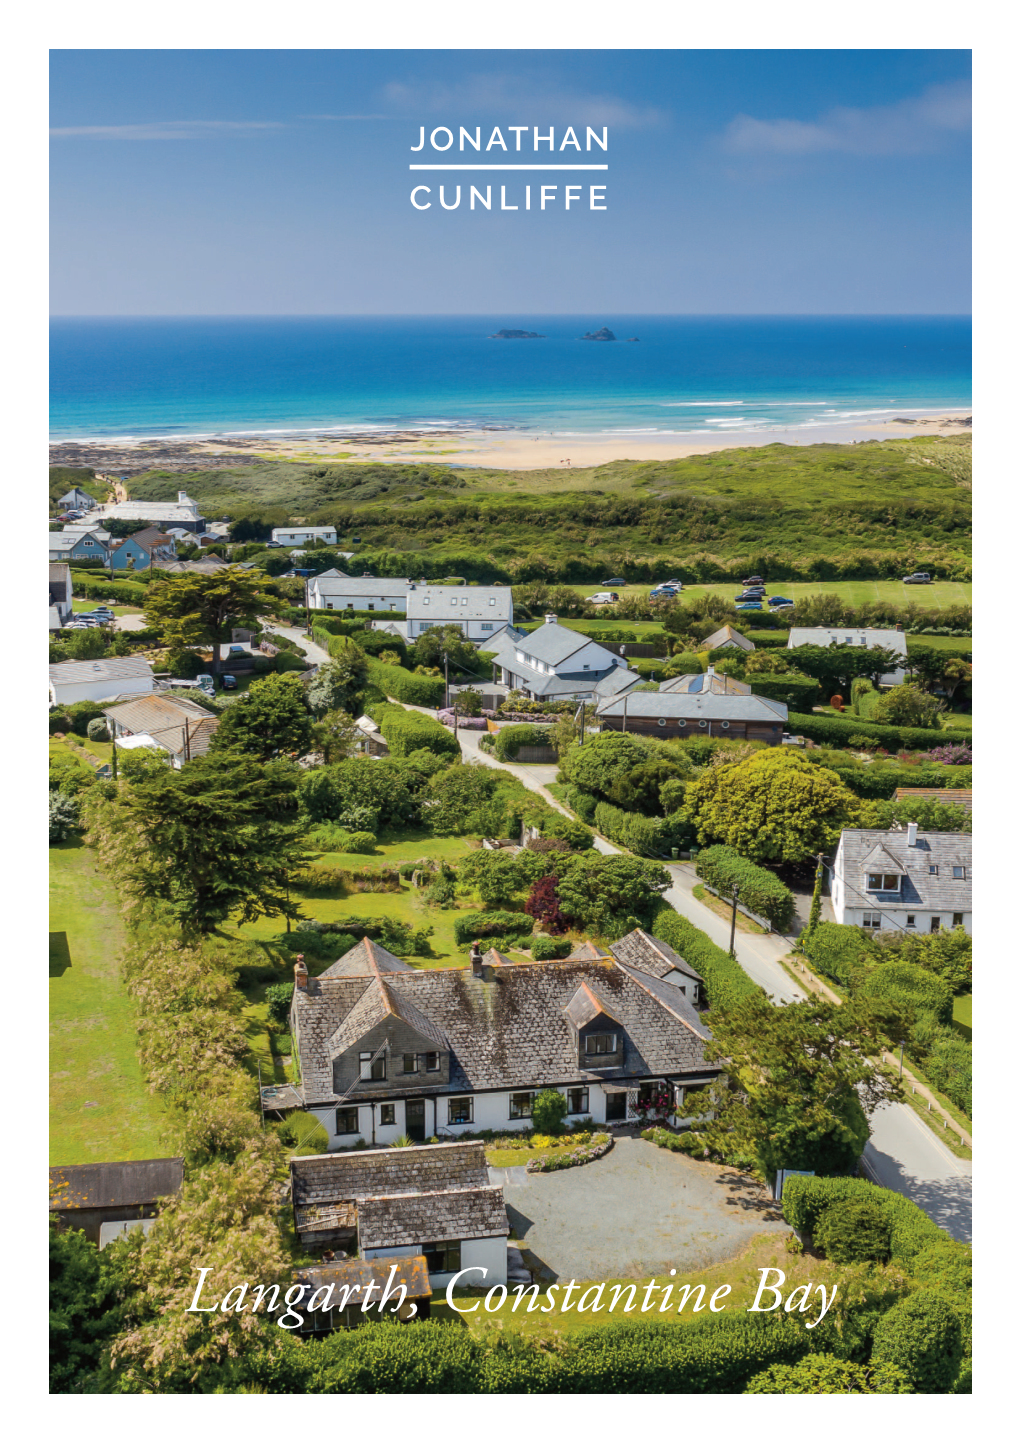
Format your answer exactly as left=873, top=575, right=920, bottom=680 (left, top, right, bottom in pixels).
left=862, top=911, right=882, bottom=930
left=509, top=1091, right=535, bottom=1120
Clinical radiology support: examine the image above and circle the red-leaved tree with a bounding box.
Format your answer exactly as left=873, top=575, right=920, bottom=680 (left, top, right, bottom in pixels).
left=525, top=874, right=567, bottom=934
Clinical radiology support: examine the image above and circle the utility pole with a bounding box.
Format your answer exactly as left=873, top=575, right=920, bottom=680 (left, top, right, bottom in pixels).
left=444, top=653, right=450, bottom=712
left=622, top=691, right=629, bottom=733
left=729, top=886, right=741, bottom=958
left=898, top=1043, right=905, bottom=1079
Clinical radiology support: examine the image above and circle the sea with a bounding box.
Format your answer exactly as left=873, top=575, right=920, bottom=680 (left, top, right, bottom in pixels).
left=49, top=315, right=971, bottom=442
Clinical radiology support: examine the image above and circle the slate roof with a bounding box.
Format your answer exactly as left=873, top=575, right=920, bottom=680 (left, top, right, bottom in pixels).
left=592, top=666, right=643, bottom=699
left=597, top=691, right=787, bottom=723
left=566, top=941, right=613, bottom=961
left=610, top=928, right=704, bottom=986
left=564, top=981, right=621, bottom=1030
left=292, top=1142, right=490, bottom=1205
left=102, top=694, right=210, bottom=735
left=50, top=1158, right=183, bottom=1210
left=318, top=938, right=415, bottom=978
left=407, top=584, right=513, bottom=622
left=513, top=622, right=606, bottom=666
left=702, top=625, right=755, bottom=652
left=291, top=1257, right=432, bottom=1307
left=358, top=1187, right=509, bottom=1248
left=894, top=788, right=973, bottom=814
left=293, top=953, right=717, bottom=1105
left=837, top=829, right=972, bottom=912
left=327, top=976, right=449, bottom=1057
left=49, top=656, right=154, bottom=689
left=660, top=671, right=752, bottom=696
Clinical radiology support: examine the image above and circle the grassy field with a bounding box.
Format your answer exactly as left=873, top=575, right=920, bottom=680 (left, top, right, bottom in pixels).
left=953, top=993, right=972, bottom=1040
left=71, top=599, right=141, bottom=616
left=50, top=841, right=167, bottom=1165
left=529, top=579, right=972, bottom=613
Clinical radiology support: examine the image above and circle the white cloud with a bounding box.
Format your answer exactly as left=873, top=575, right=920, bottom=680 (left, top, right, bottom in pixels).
left=382, top=74, right=666, bottom=129
left=720, top=79, right=971, bottom=157
left=50, top=120, right=286, bottom=140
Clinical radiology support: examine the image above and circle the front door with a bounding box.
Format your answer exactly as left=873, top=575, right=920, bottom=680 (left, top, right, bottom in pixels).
left=406, top=1099, right=426, bottom=1143
left=605, top=1091, right=627, bottom=1122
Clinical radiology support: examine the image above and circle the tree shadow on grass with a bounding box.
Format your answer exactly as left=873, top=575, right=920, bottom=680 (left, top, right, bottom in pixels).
left=49, top=931, right=72, bottom=978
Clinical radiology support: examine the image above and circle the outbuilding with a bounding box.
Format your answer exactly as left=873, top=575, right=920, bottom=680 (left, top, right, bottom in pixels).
left=49, top=1158, right=184, bottom=1247
left=49, top=656, right=155, bottom=707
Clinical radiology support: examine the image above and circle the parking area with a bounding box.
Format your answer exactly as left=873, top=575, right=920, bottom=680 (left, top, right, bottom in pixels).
left=493, top=1135, right=788, bottom=1281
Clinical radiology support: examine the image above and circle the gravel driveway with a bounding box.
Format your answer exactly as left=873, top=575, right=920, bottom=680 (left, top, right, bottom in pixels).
left=493, top=1136, right=788, bottom=1281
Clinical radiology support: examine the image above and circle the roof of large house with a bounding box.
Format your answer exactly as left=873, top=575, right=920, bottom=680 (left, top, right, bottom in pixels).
left=358, top=1187, right=509, bottom=1249
left=660, top=671, right=752, bottom=696
left=99, top=495, right=203, bottom=522
left=50, top=532, right=110, bottom=552
left=318, top=937, right=416, bottom=978
left=49, top=656, right=154, bottom=688
left=293, top=949, right=714, bottom=1106
left=513, top=621, right=613, bottom=667
left=311, top=575, right=411, bottom=595
left=157, top=557, right=229, bottom=574
left=597, top=690, right=787, bottom=723
left=610, top=928, right=704, bottom=985
left=837, top=828, right=972, bottom=911
left=127, top=526, right=176, bottom=550
left=50, top=1158, right=183, bottom=1210
left=702, top=624, right=755, bottom=652
left=787, top=626, right=908, bottom=656
left=406, top=585, right=514, bottom=620
left=893, top=788, right=973, bottom=814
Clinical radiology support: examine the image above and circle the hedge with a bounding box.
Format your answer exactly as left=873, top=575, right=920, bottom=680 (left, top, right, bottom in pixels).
left=494, top=722, right=555, bottom=761
left=594, top=801, right=679, bottom=858
left=367, top=658, right=446, bottom=708
left=871, top=1292, right=964, bottom=1394
left=70, top=571, right=150, bottom=605
left=530, top=935, right=573, bottom=960
left=781, top=1175, right=948, bottom=1266
left=861, top=961, right=954, bottom=1025
left=747, top=674, right=820, bottom=712
left=380, top=708, right=461, bottom=760
left=695, top=845, right=795, bottom=930
left=800, top=921, right=872, bottom=987
left=453, top=911, right=535, bottom=945
left=647, top=899, right=761, bottom=1012
left=786, top=711, right=972, bottom=752
left=824, top=763, right=973, bottom=800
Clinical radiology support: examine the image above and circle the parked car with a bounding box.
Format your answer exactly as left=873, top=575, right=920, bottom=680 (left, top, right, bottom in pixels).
left=588, top=592, right=619, bottom=605
left=734, top=591, right=764, bottom=603
left=226, top=645, right=247, bottom=658
left=602, top=578, right=627, bottom=587
left=782, top=733, right=806, bottom=747
left=264, top=541, right=282, bottom=548
left=196, top=674, right=216, bottom=696
left=742, top=575, right=765, bottom=586
left=903, top=572, right=932, bottom=584
left=735, top=602, right=763, bottom=611
left=221, top=674, right=237, bottom=690
left=768, top=596, right=794, bottom=607
left=649, top=586, right=679, bottom=599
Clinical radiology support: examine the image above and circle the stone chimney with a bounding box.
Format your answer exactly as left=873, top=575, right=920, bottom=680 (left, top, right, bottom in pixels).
left=907, top=822, right=918, bottom=847
left=470, top=943, right=483, bottom=977
left=544, top=613, right=557, bottom=626
left=294, top=955, right=309, bottom=990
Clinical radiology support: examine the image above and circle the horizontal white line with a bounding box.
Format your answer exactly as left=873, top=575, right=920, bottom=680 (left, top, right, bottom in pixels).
left=409, top=164, right=609, bottom=171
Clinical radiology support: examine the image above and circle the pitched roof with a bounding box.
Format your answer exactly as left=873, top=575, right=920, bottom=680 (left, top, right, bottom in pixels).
left=102, top=693, right=210, bottom=735
left=894, top=788, right=973, bottom=813
left=838, top=829, right=972, bottom=912
left=564, top=981, right=621, bottom=1030
left=787, top=626, right=908, bottom=655
left=610, top=928, right=704, bottom=985
left=291, top=1257, right=432, bottom=1306
left=291, top=1141, right=490, bottom=1206
left=318, top=937, right=415, bottom=978
left=50, top=1158, right=183, bottom=1210
left=566, top=941, right=613, bottom=961
left=327, top=975, right=449, bottom=1056
left=702, top=624, right=755, bottom=652
left=49, top=656, right=154, bottom=688
left=660, top=671, right=752, bottom=696
left=407, top=585, right=514, bottom=621
left=513, top=622, right=606, bottom=666
left=311, top=575, right=411, bottom=596
left=358, top=1186, right=509, bottom=1248
left=597, top=691, right=787, bottom=723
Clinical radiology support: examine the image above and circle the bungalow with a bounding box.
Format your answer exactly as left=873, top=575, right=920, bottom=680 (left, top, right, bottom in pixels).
left=830, top=825, right=972, bottom=935
left=288, top=930, right=718, bottom=1153
left=289, top=1142, right=509, bottom=1287
left=701, top=624, right=755, bottom=653
left=289, top=1257, right=432, bottom=1334
left=49, top=655, right=155, bottom=707
left=787, top=626, right=907, bottom=686
left=487, top=616, right=642, bottom=702
left=96, top=491, right=207, bottom=534
left=272, top=525, right=339, bottom=546
left=597, top=685, right=788, bottom=743
left=407, top=584, right=514, bottom=642
left=307, top=573, right=412, bottom=614
left=57, top=486, right=97, bottom=512
left=102, top=693, right=219, bottom=765
left=49, top=1157, right=183, bottom=1247
left=49, top=562, right=74, bottom=626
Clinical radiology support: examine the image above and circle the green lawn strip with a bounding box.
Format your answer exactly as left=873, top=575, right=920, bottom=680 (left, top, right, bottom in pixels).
left=691, top=884, right=768, bottom=936
left=544, top=580, right=971, bottom=614
left=49, top=841, right=167, bottom=1165
left=952, top=993, right=972, bottom=1041
left=894, top=1056, right=972, bottom=1143
left=71, top=599, right=141, bottom=616
left=432, top=1231, right=836, bottom=1339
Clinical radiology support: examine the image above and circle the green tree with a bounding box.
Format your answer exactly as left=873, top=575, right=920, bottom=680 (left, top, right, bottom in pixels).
left=49, top=1220, right=136, bottom=1393
left=684, top=995, right=899, bottom=1178
left=605, top=756, right=689, bottom=816
left=531, top=1088, right=568, bottom=1136
left=64, top=626, right=109, bottom=660
left=143, top=567, right=264, bottom=676
left=789, top=643, right=903, bottom=695
left=562, top=731, right=650, bottom=798
left=862, top=797, right=971, bottom=834
left=305, top=641, right=370, bottom=717
left=311, top=708, right=359, bottom=764
left=555, top=853, right=670, bottom=936
left=872, top=683, right=945, bottom=729
left=745, top=1355, right=912, bottom=1394
left=424, top=763, right=504, bottom=835
left=118, top=752, right=306, bottom=933
left=410, top=623, right=478, bottom=675
left=210, top=674, right=313, bottom=760
left=870, top=1291, right=963, bottom=1393
left=683, top=750, right=861, bottom=864
left=741, top=650, right=794, bottom=676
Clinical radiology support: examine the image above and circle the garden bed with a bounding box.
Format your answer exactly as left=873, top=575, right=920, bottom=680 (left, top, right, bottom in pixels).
left=484, top=1131, right=611, bottom=1170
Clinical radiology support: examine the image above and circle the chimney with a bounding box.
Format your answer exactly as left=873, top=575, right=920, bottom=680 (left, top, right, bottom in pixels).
left=178, top=490, right=189, bottom=504
left=544, top=613, right=557, bottom=626
left=895, top=623, right=903, bottom=632
left=706, top=665, right=715, bottom=677
left=470, top=943, right=483, bottom=977
left=294, top=955, right=309, bottom=990
left=907, top=822, right=918, bottom=847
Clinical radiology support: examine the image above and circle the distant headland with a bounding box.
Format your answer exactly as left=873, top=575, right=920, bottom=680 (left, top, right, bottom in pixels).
left=488, top=328, right=545, bottom=339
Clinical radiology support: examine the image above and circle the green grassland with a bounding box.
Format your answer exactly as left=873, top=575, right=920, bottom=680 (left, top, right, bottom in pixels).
left=49, top=841, right=167, bottom=1165
left=120, top=434, right=972, bottom=582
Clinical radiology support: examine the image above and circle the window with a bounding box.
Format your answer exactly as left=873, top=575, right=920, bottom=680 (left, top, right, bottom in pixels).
left=952, top=913, right=964, bottom=928
left=585, top=1033, right=618, bottom=1056
left=930, top=917, right=941, bottom=933
left=566, top=1087, right=590, bottom=1115
left=335, top=1106, right=360, bottom=1135
left=422, top=597, right=430, bottom=605
left=509, top=1092, right=535, bottom=1119
left=423, top=1241, right=461, bottom=1274
left=360, top=1051, right=385, bottom=1082
left=698, top=720, right=707, bottom=728
left=867, top=873, right=900, bottom=892
left=906, top=915, right=916, bottom=927
left=489, top=597, right=495, bottom=605
left=425, top=1052, right=440, bottom=1072
left=952, top=866, right=966, bottom=880
left=658, top=717, right=666, bottom=727
left=845, top=635, right=853, bottom=644
left=368, top=603, right=375, bottom=611
left=346, top=603, right=354, bottom=610
left=402, top=1053, right=418, bottom=1075
left=448, top=1096, right=473, bottom=1125
left=481, top=623, right=493, bottom=631
left=862, top=912, right=882, bottom=930
left=326, top=602, right=334, bottom=610
left=379, top=1104, right=396, bottom=1127
left=929, top=864, right=939, bottom=876
left=721, top=721, right=730, bottom=729
left=678, top=720, right=686, bottom=728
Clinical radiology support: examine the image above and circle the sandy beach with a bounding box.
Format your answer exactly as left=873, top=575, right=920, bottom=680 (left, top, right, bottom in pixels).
left=49, top=410, right=971, bottom=476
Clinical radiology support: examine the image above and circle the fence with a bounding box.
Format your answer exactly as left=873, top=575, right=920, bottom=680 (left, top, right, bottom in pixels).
left=698, top=880, right=774, bottom=934
left=512, top=745, right=559, bottom=763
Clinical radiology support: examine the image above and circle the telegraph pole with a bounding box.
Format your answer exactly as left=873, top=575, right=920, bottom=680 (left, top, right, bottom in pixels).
left=729, top=886, right=741, bottom=958
left=444, top=653, right=450, bottom=712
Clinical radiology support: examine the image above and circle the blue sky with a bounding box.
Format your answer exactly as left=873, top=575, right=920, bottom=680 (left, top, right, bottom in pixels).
left=50, top=49, right=971, bottom=314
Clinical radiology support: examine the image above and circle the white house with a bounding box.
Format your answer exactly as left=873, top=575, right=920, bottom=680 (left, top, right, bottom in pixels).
left=49, top=656, right=155, bottom=708
left=787, top=626, right=908, bottom=686
left=307, top=573, right=412, bottom=614
left=57, top=487, right=97, bottom=512
left=487, top=616, right=641, bottom=701
left=289, top=932, right=718, bottom=1155
left=830, top=825, right=972, bottom=935
left=96, top=491, right=207, bottom=534
left=406, top=584, right=514, bottom=642
left=272, top=525, right=338, bottom=546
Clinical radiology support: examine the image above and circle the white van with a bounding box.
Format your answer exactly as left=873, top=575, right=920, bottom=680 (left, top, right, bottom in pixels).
left=588, top=591, right=619, bottom=605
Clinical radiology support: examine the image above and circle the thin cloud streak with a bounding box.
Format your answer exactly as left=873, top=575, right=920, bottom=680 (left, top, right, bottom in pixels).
left=299, top=114, right=393, bottom=121
left=720, top=79, right=971, bottom=157
left=382, top=74, right=667, bottom=129
left=51, top=120, right=286, bottom=140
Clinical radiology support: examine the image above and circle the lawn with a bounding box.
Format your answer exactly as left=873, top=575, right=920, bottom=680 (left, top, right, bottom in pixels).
left=50, top=840, right=167, bottom=1165
left=953, top=993, right=972, bottom=1041
left=527, top=579, right=972, bottom=615
left=71, top=598, right=140, bottom=616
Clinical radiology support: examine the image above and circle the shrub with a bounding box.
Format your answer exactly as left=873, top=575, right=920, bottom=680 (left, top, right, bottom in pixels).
left=800, top=921, right=873, bottom=987
left=647, top=900, right=760, bottom=1012
left=813, top=1196, right=892, bottom=1264
left=593, top=800, right=676, bottom=858
left=531, top=1088, right=568, bottom=1136
left=380, top=708, right=461, bottom=760
left=871, top=1291, right=963, bottom=1393
left=453, top=911, right=534, bottom=945
left=49, top=792, right=80, bottom=843
left=785, top=711, right=971, bottom=753
left=367, top=658, right=446, bottom=708
left=265, top=983, right=294, bottom=1025
left=861, top=961, right=954, bottom=1025
left=65, top=700, right=107, bottom=736
left=746, top=674, right=820, bottom=712
left=745, top=1356, right=912, bottom=1394
left=494, top=723, right=554, bottom=761
left=530, top=935, right=572, bottom=960
left=86, top=717, right=110, bottom=742
left=663, top=650, right=703, bottom=675
left=781, top=1175, right=948, bottom=1267
left=695, top=845, right=795, bottom=930
left=343, top=831, right=378, bottom=855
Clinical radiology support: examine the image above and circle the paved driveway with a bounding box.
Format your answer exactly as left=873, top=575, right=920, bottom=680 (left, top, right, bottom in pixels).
left=492, top=1135, right=788, bottom=1281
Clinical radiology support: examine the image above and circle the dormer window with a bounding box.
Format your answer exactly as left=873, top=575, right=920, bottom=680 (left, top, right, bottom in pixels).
left=867, top=873, right=901, bottom=892
left=585, top=1033, right=618, bottom=1056
left=489, top=598, right=495, bottom=605
left=360, top=1051, right=385, bottom=1081
left=422, top=598, right=429, bottom=605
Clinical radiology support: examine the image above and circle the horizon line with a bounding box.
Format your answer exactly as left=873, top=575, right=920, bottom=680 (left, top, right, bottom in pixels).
left=49, top=312, right=974, bottom=320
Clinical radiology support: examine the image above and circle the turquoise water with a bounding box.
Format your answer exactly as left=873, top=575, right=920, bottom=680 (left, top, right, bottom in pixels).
left=49, top=315, right=970, bottom=440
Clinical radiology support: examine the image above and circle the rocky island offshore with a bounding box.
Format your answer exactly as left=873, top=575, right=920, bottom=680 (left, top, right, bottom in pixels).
left=581, top=326, right=616, bottom=341
left=488, top=328, right=545, bottom=339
